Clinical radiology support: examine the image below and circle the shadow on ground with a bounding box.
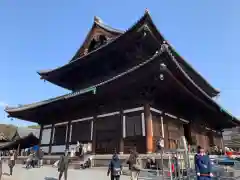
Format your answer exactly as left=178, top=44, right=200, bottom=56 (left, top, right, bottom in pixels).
left=44, top=177, right=58, bottom=180
left=3, top=172, right=10, bottom=176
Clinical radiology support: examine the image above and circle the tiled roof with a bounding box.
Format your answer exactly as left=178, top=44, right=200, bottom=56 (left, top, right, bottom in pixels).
left=95, top=18, right=124, bottom=34
left=0, top=124, right=17, bottom=141
left=17, top=127, right=40, bottom=138
left=38, top=11, right=219, bottom=97
left=5, top=43, right=240, bottom=127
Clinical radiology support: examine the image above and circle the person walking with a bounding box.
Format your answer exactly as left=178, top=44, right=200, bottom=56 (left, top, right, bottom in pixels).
left=195, top=147, right=213, bottom=180
left=107, top=154, right=122, bottom=180
left=127, top=147, right=140, bottom=180
left=8, top=150, right=16, bottom=176
left=195, top=146, right=201, bottom=179
left=38, top=149, right=44, bottom=167
left=0, top=152, right=2, bottom=180
left=58, top=150, right=70, bottom=180
left=26, top=151, right=34, bottom=169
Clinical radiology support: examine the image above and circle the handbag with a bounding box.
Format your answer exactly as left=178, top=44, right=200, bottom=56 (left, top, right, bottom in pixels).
left=112, top=168, right=121, bottom=176
left=132, top=164, right=141, bottom=171
left=132, top=159, right=141, bottom=171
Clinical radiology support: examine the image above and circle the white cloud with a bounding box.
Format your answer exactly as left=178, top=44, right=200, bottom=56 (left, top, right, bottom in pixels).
left=0, top=101, right=8, bottom=107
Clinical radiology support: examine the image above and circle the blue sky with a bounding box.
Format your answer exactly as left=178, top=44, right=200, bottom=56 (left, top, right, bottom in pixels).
left=0, top=1, right=239, bottom=126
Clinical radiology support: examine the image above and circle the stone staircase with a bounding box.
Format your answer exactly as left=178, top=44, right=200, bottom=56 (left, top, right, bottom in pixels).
left=69, top=157, right=84, bottom=169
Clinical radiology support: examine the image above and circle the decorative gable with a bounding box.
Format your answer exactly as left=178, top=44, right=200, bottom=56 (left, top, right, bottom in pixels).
left=70, top=16, right=123, bottom=62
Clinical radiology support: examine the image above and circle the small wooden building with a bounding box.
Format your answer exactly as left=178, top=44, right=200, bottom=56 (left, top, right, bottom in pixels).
left=5, top=10, right=240, bottom=155
left=0, top=133, right=39, bottom=151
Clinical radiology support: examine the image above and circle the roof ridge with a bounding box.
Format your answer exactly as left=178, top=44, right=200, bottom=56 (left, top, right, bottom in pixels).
left=95, top=19, right=124, bottom=34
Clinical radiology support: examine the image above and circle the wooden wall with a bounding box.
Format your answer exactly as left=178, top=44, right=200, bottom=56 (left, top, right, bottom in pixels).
left=167, top=118, right=184, bottom=149
left=40, top=106, right=222, bottom=155
left=190, top=125, right=218, bottom=151
left=151, top=114, right=185, bottom=150
left=152, top=114, right=162, bottom=152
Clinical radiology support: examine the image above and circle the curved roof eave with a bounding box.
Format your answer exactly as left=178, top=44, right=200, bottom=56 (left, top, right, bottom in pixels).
left=143, top=13, right=220, bottom=97
left=6, top=43, right=239, bottom=127
left=5, top=45, right=162, bottom=114
left=163, top=43, right=239, bottom=126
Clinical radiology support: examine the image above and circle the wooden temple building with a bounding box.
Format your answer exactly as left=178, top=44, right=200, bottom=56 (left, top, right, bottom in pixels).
left=5, top=10, right=240, bottom=155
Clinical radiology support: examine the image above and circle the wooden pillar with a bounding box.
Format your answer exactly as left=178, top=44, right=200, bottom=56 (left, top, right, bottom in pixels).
left=119, top=111, right=124, bottom=154
left=144, top=104, right=153, bottom=153
left=220, top=131, right=224, bottom=150
left=161, top=116, right=164, bottom=138
left=65, top=121, right=71, bottom=150
left=48, top=124, right=54, bottom=155
left=38, top=124, right=43, bottom=145
left=163, top=114, right=170, bottom=149
left=91, top=117, right=97, bottom=154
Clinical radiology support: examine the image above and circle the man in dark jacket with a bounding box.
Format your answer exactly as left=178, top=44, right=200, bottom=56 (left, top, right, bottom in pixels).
left=195, top=147, right=213, bottom=180
left=195, top=146, right=201, bottom=176
left=58, top=150, right=70, bottom=180
left=107, top=154, right=122, bottom=180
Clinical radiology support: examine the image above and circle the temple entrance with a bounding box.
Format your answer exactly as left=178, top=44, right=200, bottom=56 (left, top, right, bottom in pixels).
left=207, top=131, right=214, bottom=146
left=96, top=130, right=118, bottom=154
left=71, top=120, right=91, bottom=144
left=95, top=115, right=121, bottom=154
left=183, top=124, right=192, bottom=145
left=124, top=112, right=144, bottom=153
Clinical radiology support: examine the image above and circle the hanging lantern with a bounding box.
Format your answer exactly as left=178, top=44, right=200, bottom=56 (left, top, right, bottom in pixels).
left=160, top=63, right=167, bottom=71
left=159, top=74, right=164, bottom=81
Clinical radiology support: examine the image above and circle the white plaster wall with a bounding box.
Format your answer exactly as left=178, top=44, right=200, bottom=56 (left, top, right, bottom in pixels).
left=69, top=144, right=77, bottom=150
left=41, top=129, right=51, bottom=144
left=51, top=145, right=66, bottom=153
left=69, top=143, right=92, bottom=153
left=41, top=146, right=49, bottom=154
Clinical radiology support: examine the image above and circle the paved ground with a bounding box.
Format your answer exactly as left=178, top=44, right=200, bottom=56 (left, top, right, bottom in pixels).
left=1, top=164, right=163, bottom=180
left=1, top=164, right=131, bottom=180
left=1, top=163, right=240, bottom=180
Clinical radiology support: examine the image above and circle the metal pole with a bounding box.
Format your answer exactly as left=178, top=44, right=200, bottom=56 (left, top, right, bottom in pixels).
left=169, top=155, right=173, bottom=180
left=0, top=158, right=2, bottom=180
left=161, top=148, right=164, bottom=180
left=177, top=153, right=181, bottom=179
left=184, top=149, right=191, bottom=180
